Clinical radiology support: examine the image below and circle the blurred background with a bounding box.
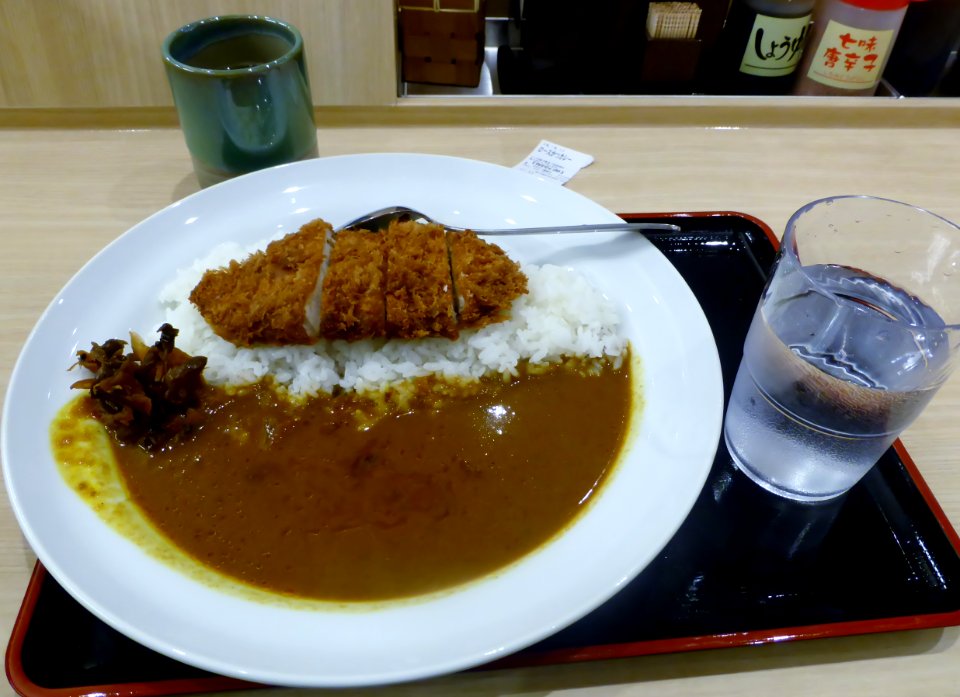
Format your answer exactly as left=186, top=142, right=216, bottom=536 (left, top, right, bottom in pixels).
left=0, top=0, right=957, bottom=116
left=401, top=0, right=960, bottom=98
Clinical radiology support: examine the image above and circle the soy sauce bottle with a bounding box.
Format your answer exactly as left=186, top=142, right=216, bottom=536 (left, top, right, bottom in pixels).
left=710, top=0, right=815, bottom=94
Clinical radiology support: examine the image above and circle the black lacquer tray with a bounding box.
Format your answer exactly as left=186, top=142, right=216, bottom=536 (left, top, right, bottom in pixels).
left=8, top=212, right=960, bottom=697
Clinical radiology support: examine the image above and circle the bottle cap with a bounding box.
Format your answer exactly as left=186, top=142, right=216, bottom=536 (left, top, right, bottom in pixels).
left=841, top=0, right=910, bottom=9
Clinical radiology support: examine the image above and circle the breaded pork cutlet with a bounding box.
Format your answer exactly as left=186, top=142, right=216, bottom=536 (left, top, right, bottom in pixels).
left=384, top=220, right=457, bottom=339
left=447, top=230, right=528, bottom=328
left=189, top=219, right=331, bottom=346
left=319, top=229, right=386, bottom=341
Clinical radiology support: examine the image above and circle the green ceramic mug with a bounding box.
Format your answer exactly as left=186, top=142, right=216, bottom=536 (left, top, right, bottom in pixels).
left=162, top=15, right=319, bottom=188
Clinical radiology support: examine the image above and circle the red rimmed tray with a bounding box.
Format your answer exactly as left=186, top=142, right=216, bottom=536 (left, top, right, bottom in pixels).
left=8, top=212, right=960, bottom=697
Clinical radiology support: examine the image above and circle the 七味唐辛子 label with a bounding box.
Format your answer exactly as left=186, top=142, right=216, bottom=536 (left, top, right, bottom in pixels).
left=805, top=20, right=895, bottom=90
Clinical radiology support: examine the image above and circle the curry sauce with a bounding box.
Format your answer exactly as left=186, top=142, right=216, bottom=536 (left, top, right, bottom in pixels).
left=53, top=358, right=633, bottom=602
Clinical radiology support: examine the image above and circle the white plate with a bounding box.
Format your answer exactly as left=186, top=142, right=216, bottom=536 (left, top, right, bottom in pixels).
left=2, top=153, right=722, bottom=687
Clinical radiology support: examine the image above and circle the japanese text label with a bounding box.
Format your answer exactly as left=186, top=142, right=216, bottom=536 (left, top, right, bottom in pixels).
left=805, top=20, right=895, bottom=90
left=739, top=13, right=812, bottom=77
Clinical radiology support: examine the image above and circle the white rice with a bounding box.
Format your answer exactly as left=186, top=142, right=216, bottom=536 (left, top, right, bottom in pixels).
left=159, top=239, right=627, bottom=398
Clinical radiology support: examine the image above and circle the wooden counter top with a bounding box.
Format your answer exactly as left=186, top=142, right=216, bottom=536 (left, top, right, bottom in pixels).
left=1, top=122, right=958, bottom=697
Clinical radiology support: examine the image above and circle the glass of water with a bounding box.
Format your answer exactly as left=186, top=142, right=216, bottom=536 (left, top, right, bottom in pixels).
left=725, top=196, right=960, bottom=502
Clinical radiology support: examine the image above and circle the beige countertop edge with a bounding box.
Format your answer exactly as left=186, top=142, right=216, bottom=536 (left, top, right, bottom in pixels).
left=1, top=95, right=959, bottom=129
left=2, top=121, right=960, bottom=697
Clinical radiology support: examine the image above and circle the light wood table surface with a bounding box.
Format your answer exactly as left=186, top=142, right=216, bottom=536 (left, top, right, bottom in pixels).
left=1, top=122, right=959, bottom=697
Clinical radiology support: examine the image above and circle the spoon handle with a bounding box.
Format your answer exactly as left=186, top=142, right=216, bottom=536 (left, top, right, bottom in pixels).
left=459, top=222, right=682, bottom=235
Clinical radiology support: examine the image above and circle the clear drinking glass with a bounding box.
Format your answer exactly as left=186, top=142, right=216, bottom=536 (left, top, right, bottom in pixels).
left=724, top=196, right=960, bottom=502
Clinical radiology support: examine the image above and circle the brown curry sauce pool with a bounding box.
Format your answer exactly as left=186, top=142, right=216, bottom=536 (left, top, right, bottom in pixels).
left=53, top=358, right=632, bottom=602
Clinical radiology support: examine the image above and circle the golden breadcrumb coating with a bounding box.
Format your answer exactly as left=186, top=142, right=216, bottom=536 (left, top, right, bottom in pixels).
left=320, top=229, right=386, bottom=341
left=189, top=218, right=331, bottom=346
left=447, top=230, right=528, bottom=328
left=188, top=217, right=531, bottom=346
left=384, top=220, right=457, bottom=339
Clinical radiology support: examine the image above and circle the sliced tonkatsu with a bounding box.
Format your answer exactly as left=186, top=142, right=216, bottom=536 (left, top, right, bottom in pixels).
left=189, top=218, right=330, bottom=347
left=189, top=216, right=528, bottom=346
left=384, top=220, right=458, bottom=340
left=447, top=230, right=527, bottom=328
left=319, top=229, right=386, bottom=341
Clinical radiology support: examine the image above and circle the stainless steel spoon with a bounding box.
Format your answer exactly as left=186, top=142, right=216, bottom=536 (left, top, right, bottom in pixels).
left=335, top=205, right=681, bottom=235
